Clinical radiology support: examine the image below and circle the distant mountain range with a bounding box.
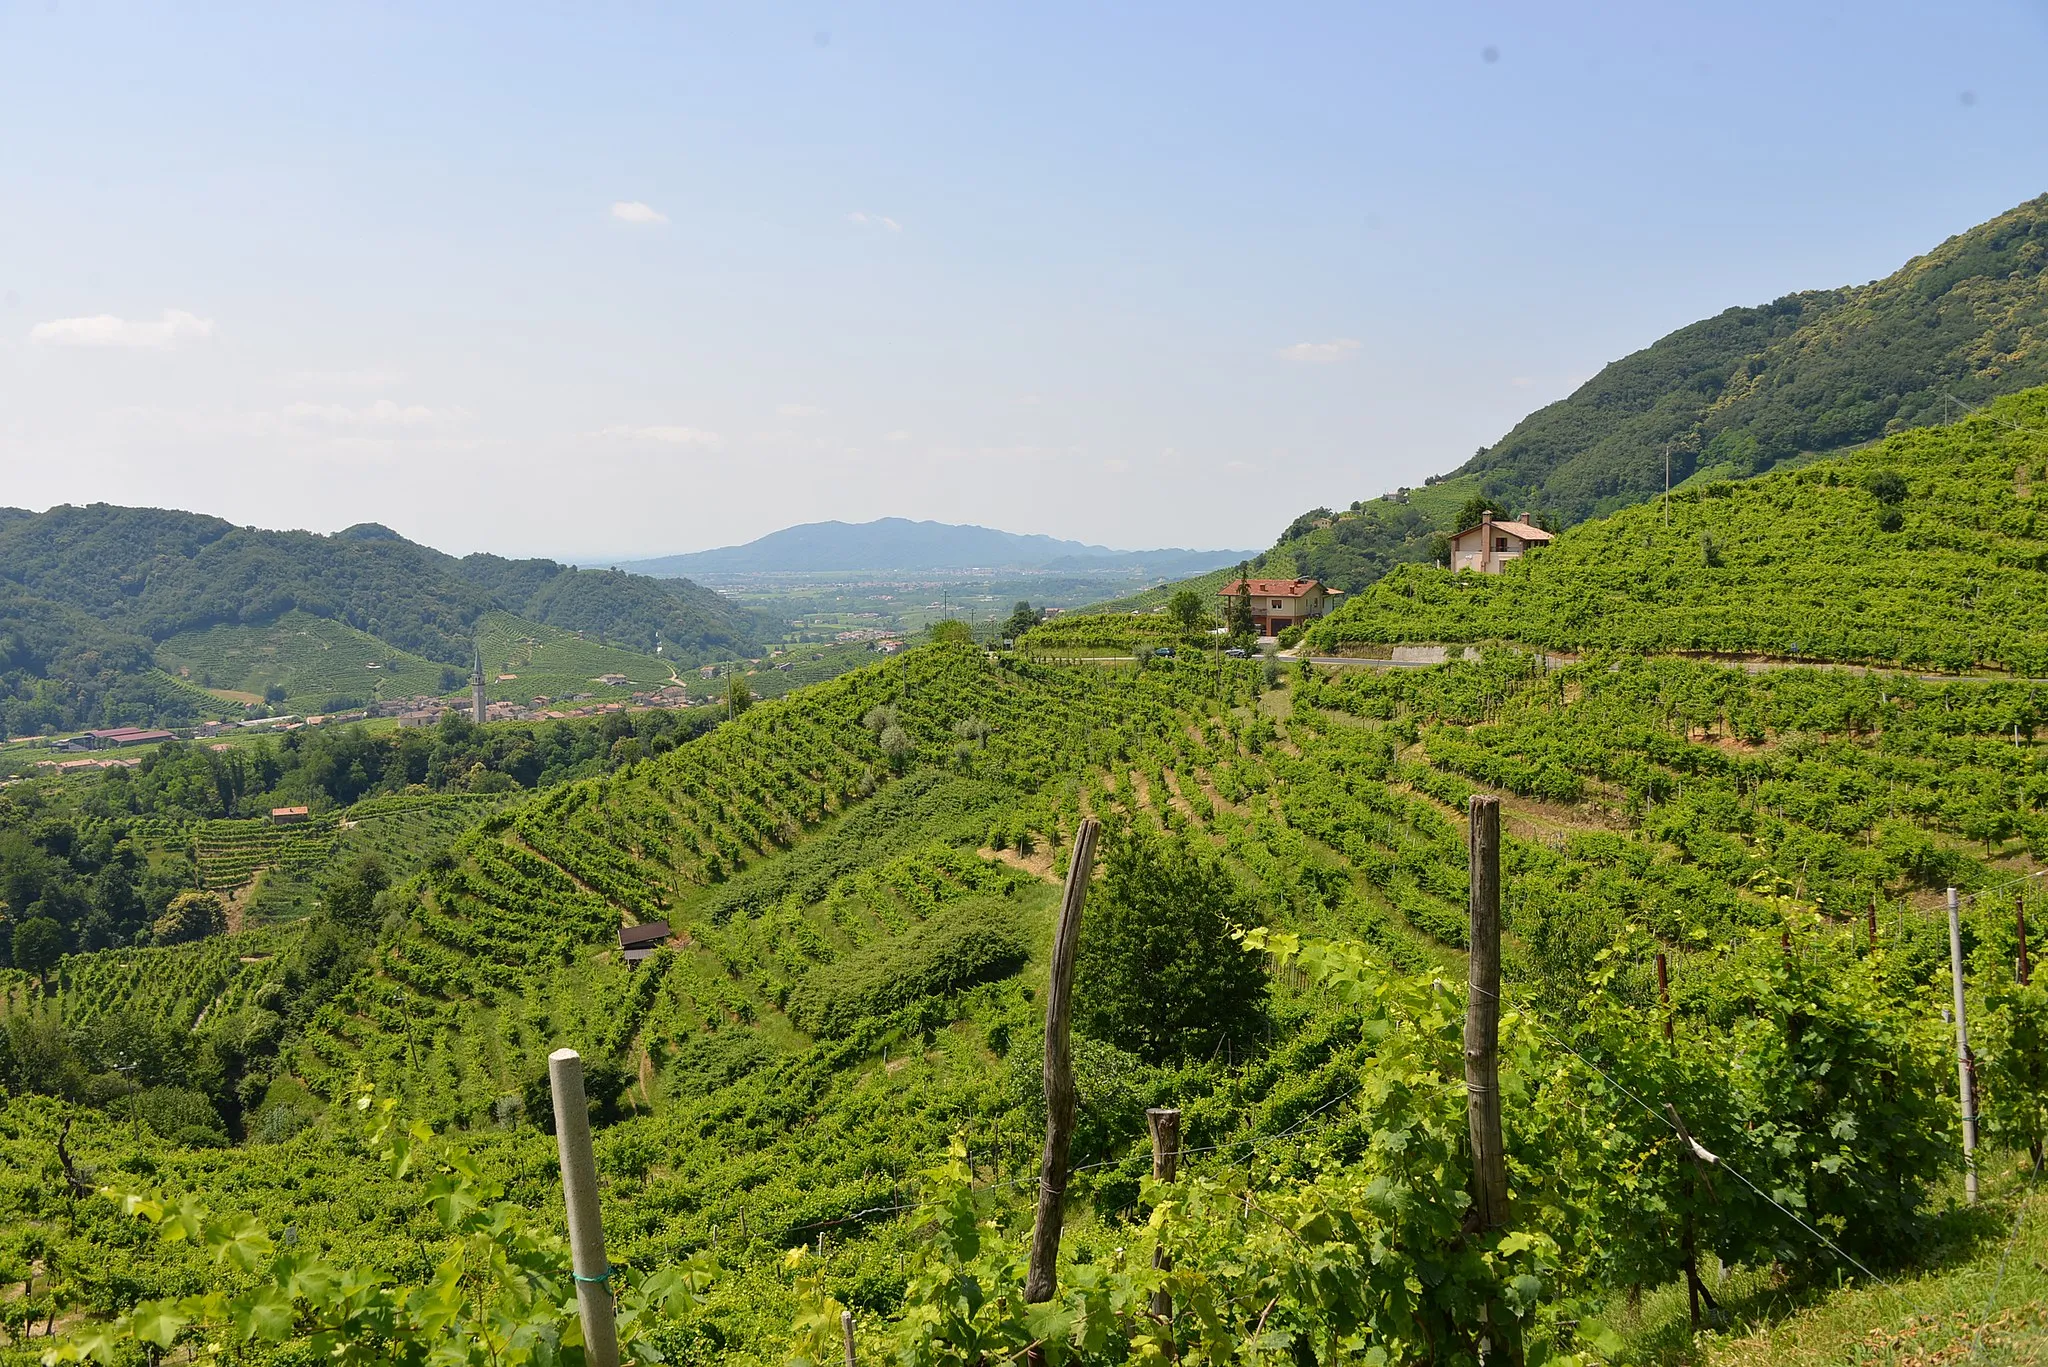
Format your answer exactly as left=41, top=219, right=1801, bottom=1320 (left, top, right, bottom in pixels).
left=614, top=518, right=1257, bottom=577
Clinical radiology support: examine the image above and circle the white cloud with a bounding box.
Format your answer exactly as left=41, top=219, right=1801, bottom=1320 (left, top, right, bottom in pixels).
left=883, top=429, right=912, bottom=442
left=847, top=211, right=902, bottom=232
left=600, top=424, right=723, bottom=447
left=1277, top=338, right=1362, bottom=364
left=1104, top=458, right=1131, bottom=474
left=283, top=399, right=457, bottom=428
left=611, top=201, right=669, bottom=224
left=32, top=309, right=213, bottom=348
left=778, top=403, right=823, bottom=417
left=283, top=368, right=405, bottom=389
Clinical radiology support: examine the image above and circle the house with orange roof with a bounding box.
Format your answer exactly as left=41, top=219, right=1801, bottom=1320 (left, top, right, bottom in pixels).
left=1217, top=577, right=1342, bottom=636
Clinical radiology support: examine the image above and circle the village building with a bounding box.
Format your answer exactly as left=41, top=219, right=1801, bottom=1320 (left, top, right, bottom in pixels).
left=1448, top=512, right=1552, bottom=574
left=269, top=806, right=310, bottom=825
left=1217, top=577, right=1342, bottom=636
left=70, top=726, right=176, bottom=750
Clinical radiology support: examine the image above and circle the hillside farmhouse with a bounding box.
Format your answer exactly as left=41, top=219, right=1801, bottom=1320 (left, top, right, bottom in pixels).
left=1218, top=577, right=1342, bottom=636
left=1449, top=513, right=1552, bottom=574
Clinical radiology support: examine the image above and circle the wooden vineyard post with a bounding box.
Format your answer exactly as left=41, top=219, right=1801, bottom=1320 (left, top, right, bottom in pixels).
left=1869, top=893, right=1879, bottom=953
left=1025, top=816, right=1100, bottom=1306
left=1655, top=951, right=1672, bottom=1043
left=1465, top=796, right=1509, bottom=1229
left=1665, top=1105, right=1721, bottom=1331
left=1465, top=796, right=1520, bottom=1365
left=1147, top=1107, right=1181, bottom=1321
left=841, top=1309, right=857, bottom=1367
left=1947, top=888, right=1979, bottom=1204
left=548, top=1049, right=621, bottom=1367
left=2018, top=893, right=2032, bottom=987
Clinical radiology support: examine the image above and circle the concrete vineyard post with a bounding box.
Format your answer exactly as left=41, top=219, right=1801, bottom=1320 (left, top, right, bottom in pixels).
left=1147, top=1107, right=1181, bottom=1320
left=1025, top=816, right=1099, bottom=1306
left=1947, top=888, right=1979, bottom=1204
left=548, top=1048, right=620, bottom=1367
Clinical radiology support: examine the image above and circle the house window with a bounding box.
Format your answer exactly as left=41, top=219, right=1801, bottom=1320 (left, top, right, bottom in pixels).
left=1271, top=599, right=1284, bottom=608
left=1494, top=537, right=1508, bottom=552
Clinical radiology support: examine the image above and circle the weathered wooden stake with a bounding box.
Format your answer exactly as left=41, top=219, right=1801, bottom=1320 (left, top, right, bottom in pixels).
left=2018, top=893, right=2032, bottom=987
left=1025, top=816, right=1100, bottom=1305
left=1147, top=1107, right=1181, bottom=1320
left=1947, top=888, right=1979, bottom=1204
left=840, top=1309, right=857, bottom=1367
left=1868, top=893, right=1879, bottom=953
left=1655, top=951, right=1672, bottom=1043
left=1466, top=796, right=1523, bottom=1364
left=1665, top=1105, right=1720, bottom=1332
left=1465, top=796, right=1510, bottom=1232
left=548, top=1049, right=621, bottom=1367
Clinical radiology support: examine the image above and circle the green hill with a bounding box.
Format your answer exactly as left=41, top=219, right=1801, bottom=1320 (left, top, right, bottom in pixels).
left=0, top=505, right=771, bottom=733
left=1144, top=193, right=2048, bottom=611
left=154, top=610, right=455, bottom=707
left=1306, top=386, right=2048, bottom=673
left=474, top=610, right=674, bottom=702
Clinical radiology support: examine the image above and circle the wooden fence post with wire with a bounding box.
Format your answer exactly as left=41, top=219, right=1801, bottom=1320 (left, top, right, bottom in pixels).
left=1464, top=795, right=1521, bottom=1365
left=1146, top=1107, right=1181, bottom=1321
left=1025, top=816, right=1100, bottom=1309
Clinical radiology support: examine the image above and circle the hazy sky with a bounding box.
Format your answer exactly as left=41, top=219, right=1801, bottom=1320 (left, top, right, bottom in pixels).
left=4, top=3, right=2046, bottom=560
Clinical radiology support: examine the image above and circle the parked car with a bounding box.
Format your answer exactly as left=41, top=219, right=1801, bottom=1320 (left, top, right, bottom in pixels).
left=1153, top=646, right=1175, bottom=658
left=1223, top=647, right=1247, bottom=658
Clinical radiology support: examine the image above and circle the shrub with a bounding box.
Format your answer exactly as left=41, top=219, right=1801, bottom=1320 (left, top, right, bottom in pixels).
left=1074, top=829, right=1268, bottom=1062
left=789, top=899, right=1028, bottom=1037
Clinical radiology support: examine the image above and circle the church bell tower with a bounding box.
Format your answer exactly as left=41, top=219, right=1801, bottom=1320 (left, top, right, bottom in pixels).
left=471, top=645, right=487, bottom=724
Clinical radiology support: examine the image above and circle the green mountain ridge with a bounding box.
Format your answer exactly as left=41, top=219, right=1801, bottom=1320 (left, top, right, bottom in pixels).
left=0, top=504, right=768, bottom=733
left=1305, top=387, right=2048, bottom=673
left=1181, top=192, right=2048, bottom=607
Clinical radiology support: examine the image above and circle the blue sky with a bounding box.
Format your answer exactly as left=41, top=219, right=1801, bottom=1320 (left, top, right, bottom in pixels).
left=3, top=2, right=2045, bottom=559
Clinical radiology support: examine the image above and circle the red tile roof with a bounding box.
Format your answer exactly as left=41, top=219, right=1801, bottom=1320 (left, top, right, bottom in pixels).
left=1218, top=578, right=1331, bottom=598
left=1452, top=518, right=1551, bottom=542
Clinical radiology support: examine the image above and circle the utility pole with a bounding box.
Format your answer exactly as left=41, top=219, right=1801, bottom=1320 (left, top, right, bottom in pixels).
left=1947, top=888, right=1978, bottom=1204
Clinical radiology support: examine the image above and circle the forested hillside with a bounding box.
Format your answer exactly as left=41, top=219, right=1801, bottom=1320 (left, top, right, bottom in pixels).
left=1307, top=387, right=2048, bottom=673
left=7, top=615, right=2047, bottom=1361
left=1186, top=193, right=2048, bottom=606
left=0, top=505, right=766, bottom=733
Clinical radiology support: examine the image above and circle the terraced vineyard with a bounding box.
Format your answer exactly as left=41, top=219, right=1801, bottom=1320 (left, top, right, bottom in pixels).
left=241, top=791, right=515, bottom=921
left=194, top=813, right=341, bottom=889
left=0, top=929, right=289, bottom=1029
left=475, top=609, right=671, bottom=704
left=155, top=609, right=451, bottom=706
